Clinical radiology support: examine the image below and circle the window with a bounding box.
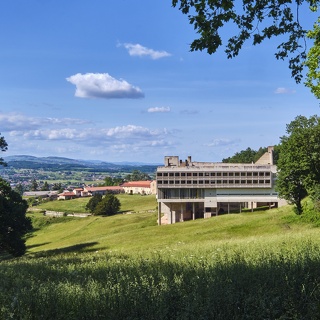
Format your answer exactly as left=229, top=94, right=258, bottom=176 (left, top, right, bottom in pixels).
left=247, top=172, right=252, bottom=176
left=235, top=172, right=240, bottom=176
left=229, top=180, right=234, bottom=184
left=241, top=180, right=246, bottom=184
left=210, top=172, right=216, bottom=176
left=199, top=180, right=204, bottom=184
left=181, top=180, right=186, bottom=184
left=164, top=172, right=168, bottom=177
left=169, top=172, right=174, bottom=177
left=199, top=173, right=203, bottom=176
left=265, top=172, right=270, bottom=176
left=187, top=180, right=192, bottom=184
left=205, top=172, right=210, bottom=176
left=187, top=172, right=191, bottom=176
left=259, top=172, right=264, bottom=176
left=164, top=181, right=168, bottom=184
left=247, top=180, right=252, bottom=184
left=193, top=173, right=198, bottom=176
left=181, top=173, right=186, bottom=176
left=265, top=180, right=270, bottom=184
left=169, top=180, right=174, bottom=184
left=241, top=172, right=246, bottom=176
left=175, top=172, right=180, bottom=177
left=229, top=172, right=234, bottom=177
left=223, top=172, right=228, bottom=176
left=157, top=172, right=162, bottom=177
left=217, top=172, right=221, bottom=176
left=223, top=180, right=228, bottom=184
left=158, top=180, right=162, bottom=184
left=211, top=180, right=216, bottom=184
left=253, top=172, right=258, bottom=176
left=235, top=180, right=240, bottom=184
left=205, top=180, right=209, bottom=184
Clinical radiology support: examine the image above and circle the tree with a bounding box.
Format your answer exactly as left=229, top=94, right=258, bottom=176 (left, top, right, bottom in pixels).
left=14, top=183, right=24, bottom=196
left=172, top=0, right=320, bottom=97
left=222, top=146, right=280, bottom=164
left=125, top=170, right=151, bottom=181
left=41, top=181, right=50, bottom=191
left=0, top=133, right=8, bottom=166
left=93, top=194, right=121, bottom=216
left=0, top=178, right=32, bottom=256
left=276, top=115, right=320, bottom=214
left=30, top=179, right=38, bottom=191
left=85, top=194, right=103, bottom=213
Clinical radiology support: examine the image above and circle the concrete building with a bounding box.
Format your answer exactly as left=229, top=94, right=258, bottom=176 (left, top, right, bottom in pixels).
left=156, top=147, right=286, bottom=225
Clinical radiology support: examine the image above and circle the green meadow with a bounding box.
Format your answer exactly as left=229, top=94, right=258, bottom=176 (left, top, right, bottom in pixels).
left=1, top=195, right=320, bottom=319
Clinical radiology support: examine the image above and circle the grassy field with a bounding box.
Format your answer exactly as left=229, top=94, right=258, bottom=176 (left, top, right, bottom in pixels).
left=1, top=197, right=320, bottom=319
left=30, top=194, right=157, bottom=214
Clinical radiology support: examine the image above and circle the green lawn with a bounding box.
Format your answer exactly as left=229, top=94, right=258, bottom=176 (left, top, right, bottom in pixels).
left=29, top=194, right=157, bottom=214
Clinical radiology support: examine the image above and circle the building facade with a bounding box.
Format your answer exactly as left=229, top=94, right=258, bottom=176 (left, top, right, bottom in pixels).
left=156, top=147, right=286, bottom=225
left=121, top=180, right=157, bottom=195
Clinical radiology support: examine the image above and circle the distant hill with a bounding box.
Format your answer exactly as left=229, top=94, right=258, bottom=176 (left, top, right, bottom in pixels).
left=3, top=155, right=159, bottom=173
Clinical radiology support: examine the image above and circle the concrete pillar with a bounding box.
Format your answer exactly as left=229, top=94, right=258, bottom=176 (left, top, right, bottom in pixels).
left=192, top=203, right=195, bottom=220
left=158, top=202, right=161, bottom=225
left=228, top=203, right=230, bottom=214
left=180, top=204, right=184, bottom=222
left=239, top=203, right=242, bottom=213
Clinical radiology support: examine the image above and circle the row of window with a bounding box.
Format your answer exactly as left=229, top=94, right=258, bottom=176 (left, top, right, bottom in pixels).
left=158, top=179, right=271, bottom=185
left=157, top=171, right=271, bottom=177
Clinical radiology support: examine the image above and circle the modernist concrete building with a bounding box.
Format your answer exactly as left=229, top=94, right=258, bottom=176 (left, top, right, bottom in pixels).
left=156, top=147, right=286, bottom=225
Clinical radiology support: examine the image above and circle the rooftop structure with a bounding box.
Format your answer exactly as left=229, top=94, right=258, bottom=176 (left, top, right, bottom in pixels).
left=156, top=147, right=286, bottom=225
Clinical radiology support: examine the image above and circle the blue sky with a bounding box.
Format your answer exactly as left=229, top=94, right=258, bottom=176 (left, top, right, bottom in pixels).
left=0, top=0, right=318, bottom=163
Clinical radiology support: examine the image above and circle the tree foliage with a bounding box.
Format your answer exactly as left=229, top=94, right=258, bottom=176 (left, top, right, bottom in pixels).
left=0, top=133, right=8, bottom=166
left=222, top=146, right=279, bottom=164
left=276, top=115, right=320, bottom=214
left=103, top=176, right=123, bottom=186
left=93, top=194, right=121, bottom=216
left=85, top=194, right=103, bottom=213
left=125, top=170, right=151, bottom=181
left=0, top=178, right=32, bottom=257
left=172, top=0, right=320, bottom=96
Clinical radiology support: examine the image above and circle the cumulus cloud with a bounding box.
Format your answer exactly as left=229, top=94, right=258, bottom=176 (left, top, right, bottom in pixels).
left=66, top=73, right=144, bottom=99
left=11, top=125, right=169, bottom=142
left=274, top=87, right=296, bottom=94
left=122, top=43, right=171, bottom=60
left=147, top=107, right=171, bottom=113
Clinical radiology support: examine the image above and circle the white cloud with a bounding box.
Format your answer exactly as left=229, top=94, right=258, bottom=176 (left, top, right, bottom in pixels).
left=147, top=107, right=171, bottom=113
left=122, top=43, right=171, bottom=60
left=11, top=125, right=168, bottom=142
left=66, top=73, right=144, bottom=99
left=204, top=138, right=239, bottom=147
left=0, top=113, right=89, bottom=131
left=274, top=87, right=296, bottom=94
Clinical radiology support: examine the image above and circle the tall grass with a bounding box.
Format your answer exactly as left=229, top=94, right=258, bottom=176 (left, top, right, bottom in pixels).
left=1, top=201, right=320, bottom=319
left=1, top=238, right=320, bottom=319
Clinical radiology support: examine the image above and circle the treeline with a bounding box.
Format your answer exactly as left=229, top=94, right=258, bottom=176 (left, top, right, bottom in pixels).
left=222, top=146, right=280, bottom=164
left=223, top=115, right=320, bottom=216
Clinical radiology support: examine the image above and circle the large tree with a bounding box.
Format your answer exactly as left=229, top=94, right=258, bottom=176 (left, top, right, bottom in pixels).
left=276, top=115, right=320, bottom=214
left=172, top=0, right=320, bottom=98
left=0, top=178, right=32, bottom=256
left=93, top=194, right=121, bottom=216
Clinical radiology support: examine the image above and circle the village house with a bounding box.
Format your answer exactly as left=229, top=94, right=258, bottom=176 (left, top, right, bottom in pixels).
left=121, top=180, right=157, bottom=195
left=156, top=147, right=286, bottom=225
left=58, top=191, right=77, bottom=200
left=81, top=186, right=124, bottom=197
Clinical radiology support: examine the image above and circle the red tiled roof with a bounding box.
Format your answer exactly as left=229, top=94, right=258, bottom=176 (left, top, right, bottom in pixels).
left=84, top=186, right=123, bottom=192
left=121, top=181, right=152, bottom=188
left=58, top=192, right=76, bottom=196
